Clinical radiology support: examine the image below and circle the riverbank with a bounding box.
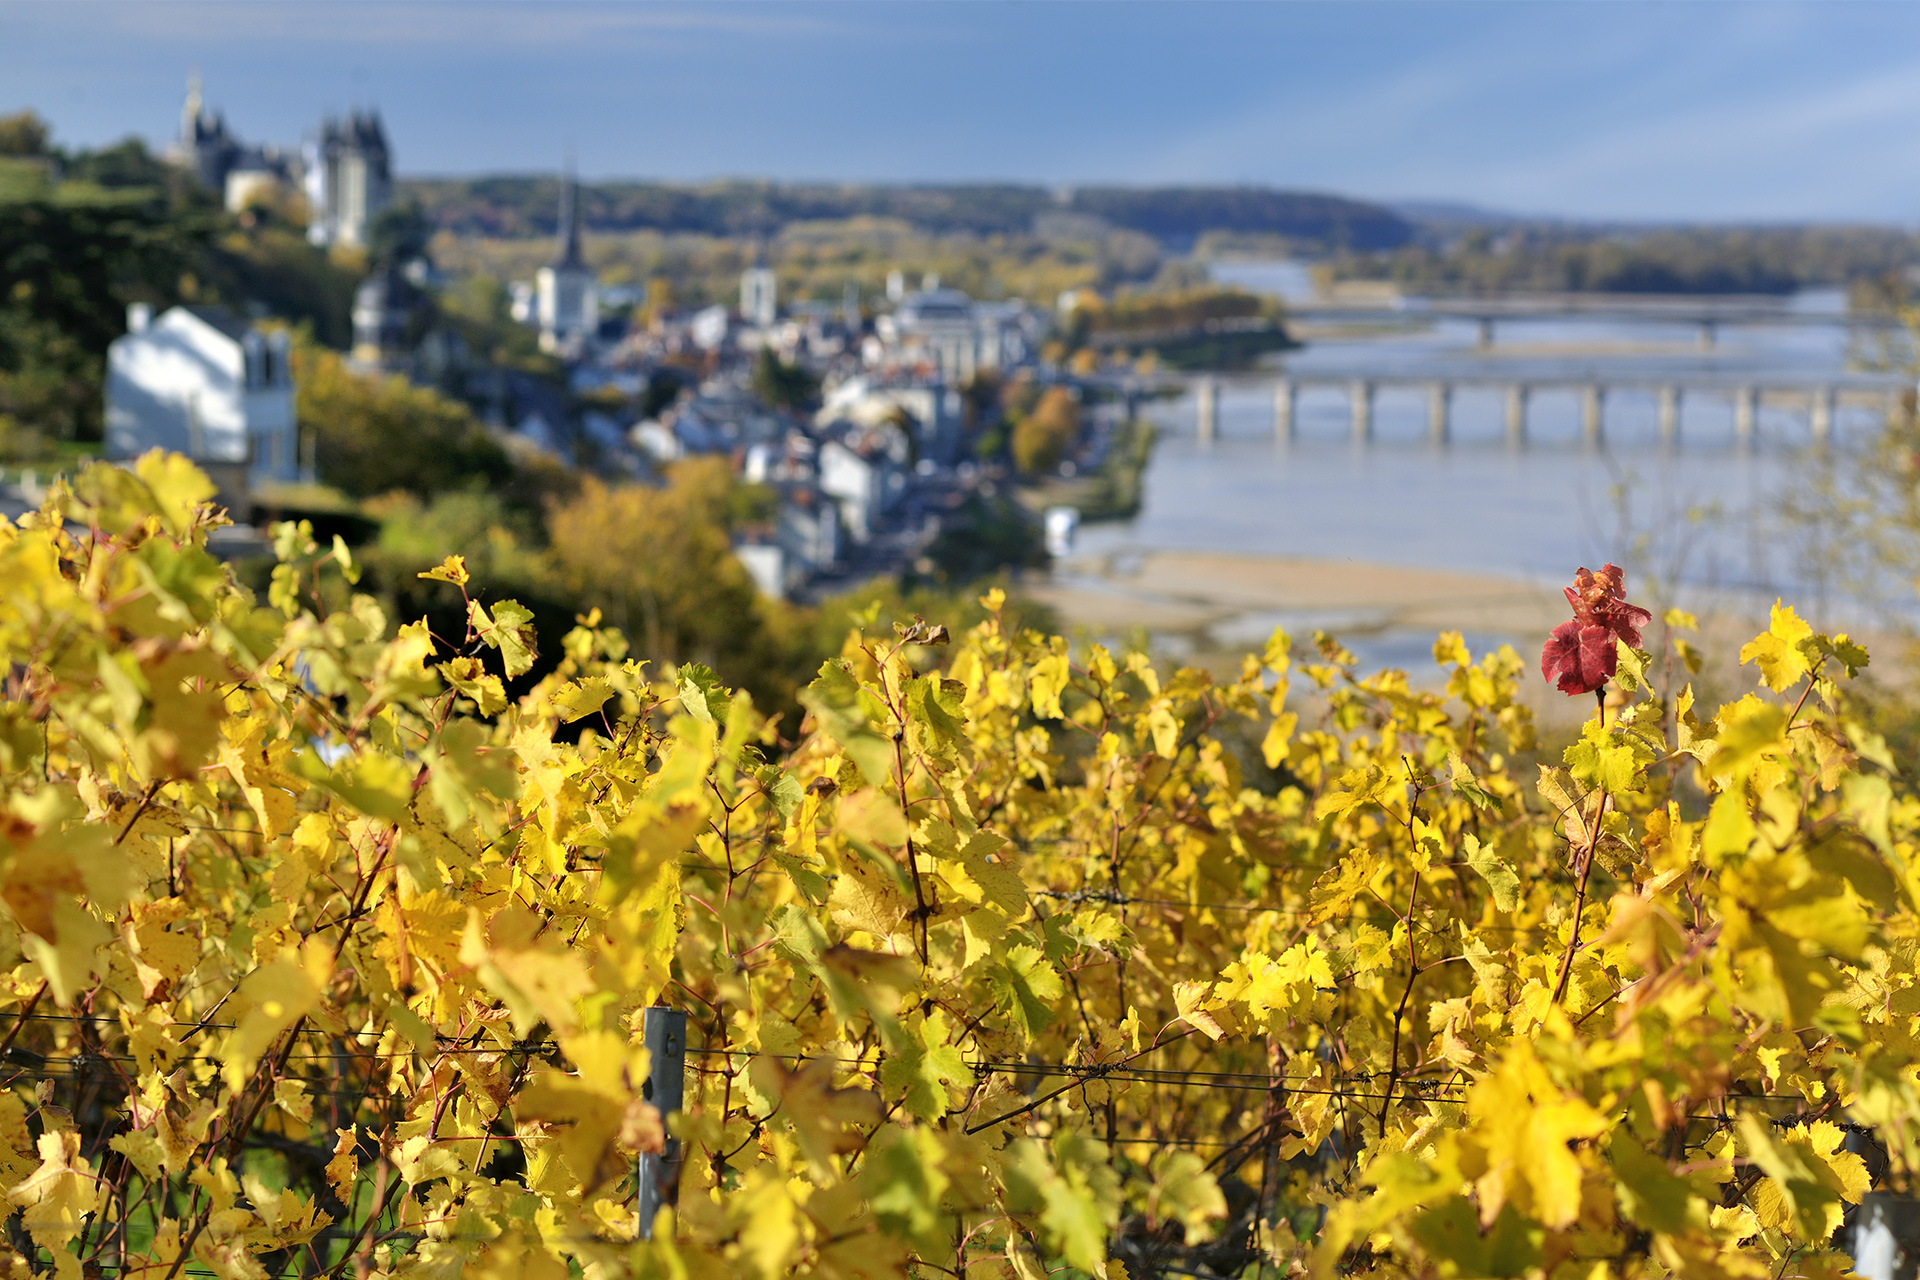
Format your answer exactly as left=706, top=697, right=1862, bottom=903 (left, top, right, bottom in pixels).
left=1034, top=548, right=1568, bottom=640
left=1027, top=547, right=1820, bottom=732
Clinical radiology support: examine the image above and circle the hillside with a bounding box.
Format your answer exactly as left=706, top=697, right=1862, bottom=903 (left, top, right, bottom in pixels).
left=396, top=176, right=1417, bottom=250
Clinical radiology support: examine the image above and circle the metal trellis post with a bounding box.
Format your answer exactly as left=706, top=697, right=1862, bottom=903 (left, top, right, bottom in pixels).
left=636, top=1006, right=687, bottom=1241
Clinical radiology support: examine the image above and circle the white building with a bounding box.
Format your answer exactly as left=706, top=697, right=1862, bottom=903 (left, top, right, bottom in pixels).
left=873, top=289, right=1042, bottom=380
left=818, top=376, right=963, bottom=465
left=536, top=167, right=598, bottom=356
left=304, top=111, right=392, bottom=249
left=105, top=305, right=299, bottom=488
left=734, top=488, right=839, bottom=599
left=740, top=266, right=777, bottom=328
left=818, top=430, right=908, bottom=543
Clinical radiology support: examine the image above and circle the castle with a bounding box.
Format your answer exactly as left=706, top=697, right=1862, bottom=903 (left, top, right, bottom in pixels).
left=169, top=75, right=392, bottom=248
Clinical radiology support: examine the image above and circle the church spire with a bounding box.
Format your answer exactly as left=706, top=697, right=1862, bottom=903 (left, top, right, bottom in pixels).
left=555, top=157, right=585, bottom=269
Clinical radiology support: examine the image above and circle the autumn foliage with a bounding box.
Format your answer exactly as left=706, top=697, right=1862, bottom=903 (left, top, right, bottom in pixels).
left=0, top=454, right=1915, bottom=1279
left=1540, top=564, right=1654, bottom=698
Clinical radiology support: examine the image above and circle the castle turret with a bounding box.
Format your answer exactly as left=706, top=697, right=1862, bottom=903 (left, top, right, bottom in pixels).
left=175, top=71, right=237, bottom=192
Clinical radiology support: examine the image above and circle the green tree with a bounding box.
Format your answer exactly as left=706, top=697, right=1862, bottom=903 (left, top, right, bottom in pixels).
left=751, top=348, right=820, bottom=411
left=0, top=110, right=48, bottom=156
left=1010, top=384, right=1080, bottom=474
left=292, top=339, right=512, bottom=499
left=546, top=458, right=781, bottom=689
left=0, top=193, right=205, bottom=446
left=366, top=200, right=434, bottom=269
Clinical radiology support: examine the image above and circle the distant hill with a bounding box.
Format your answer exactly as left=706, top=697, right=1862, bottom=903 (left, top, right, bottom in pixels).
left=397, top=177, right=1417, bottom=251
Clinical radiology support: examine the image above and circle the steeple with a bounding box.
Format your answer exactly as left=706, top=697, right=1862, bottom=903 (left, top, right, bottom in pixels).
left=554, top=159, right=585, bottom=269
left=182, top=70, right=205, bottom=144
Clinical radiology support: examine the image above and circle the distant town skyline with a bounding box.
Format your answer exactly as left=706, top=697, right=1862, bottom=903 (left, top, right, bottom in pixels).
left=6, top=0, right=1920, bottom=224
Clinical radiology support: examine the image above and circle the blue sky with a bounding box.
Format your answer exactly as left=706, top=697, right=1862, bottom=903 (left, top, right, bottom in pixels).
left=6, top=1, right=1920, bottom=223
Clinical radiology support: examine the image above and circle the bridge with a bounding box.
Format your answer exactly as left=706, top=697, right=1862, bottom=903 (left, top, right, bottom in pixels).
left=1285, top=294, right=1905, bottom=351
left=1186, top=370, right=1905, bottom=449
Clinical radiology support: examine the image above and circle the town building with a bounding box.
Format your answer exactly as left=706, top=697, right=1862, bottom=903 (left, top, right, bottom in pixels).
left=873, top=288, right=1042, bottom=380
left=817, top=423, right=909, bottom=544
left=741, top=265, right=777, bottom=328
left=735, top=487, right=840, bottom=598
left=105, top=304, right=300, bottom=492
left=304, top=111, right=393, bottom=248
left=535, top=167, right=599, bottom=356
left=818, top=375, right=963, bottom=466
left=349, top=264, right=430, bottom=374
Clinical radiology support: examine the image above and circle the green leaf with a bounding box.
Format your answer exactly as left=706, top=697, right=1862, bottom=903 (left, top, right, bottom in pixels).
left=753, top=763, right=804, bottom=821
left=293, top=746, right=415, bottom=819
left=906, top=675, right=966, bottom=756
left=800, top=659, right=897, bottom=790
left=469, top=598, right=537, bottom=678
left=1447, top=750, right=1501, bottom=813
left=859, top=1127, right=951, bottom=1248
left=675, top=662, right=727, bottom=725
left=1610, top=1134, right=1704, bottom=1234
left=550, top=677, right=612, bottom=724
left=329, top=534, right=360, bottom=584
left=1563, top=717, right=1654, bottom=794
left=1462, top=834, right=1521, bottom=912
left=990, top=945, right=1063, bottom=1040
left=880, top=1009, right=974, bottom=1121
left=1739, top=600, right=1815, bottom=692
left=1612, top=640, right=1651, bottom=694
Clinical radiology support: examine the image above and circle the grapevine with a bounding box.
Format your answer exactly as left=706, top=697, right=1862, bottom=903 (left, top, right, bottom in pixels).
left=0, top=452, right=1910, bottom=1280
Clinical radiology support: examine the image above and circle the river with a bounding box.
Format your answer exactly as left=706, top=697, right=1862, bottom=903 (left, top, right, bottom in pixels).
left=1072, top=262, right=1901, bottom=616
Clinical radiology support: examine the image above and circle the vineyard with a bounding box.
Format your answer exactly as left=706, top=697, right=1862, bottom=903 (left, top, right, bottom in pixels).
left=0, top=452, right=1916, bottom=1279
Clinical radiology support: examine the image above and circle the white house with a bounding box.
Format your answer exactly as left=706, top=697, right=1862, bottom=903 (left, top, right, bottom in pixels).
left=818, top=431, right=907, bottom=544
left=818, top=376, right=963, bottom=465
left=105, top=305, right=299, bottom=487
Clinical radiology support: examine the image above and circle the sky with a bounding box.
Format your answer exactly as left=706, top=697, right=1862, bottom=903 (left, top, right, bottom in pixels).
left=6, top=0, right=1920, bottom=223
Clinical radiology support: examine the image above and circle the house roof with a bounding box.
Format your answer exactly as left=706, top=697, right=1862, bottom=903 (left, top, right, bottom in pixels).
left=179, top=305, right=254, bottom=343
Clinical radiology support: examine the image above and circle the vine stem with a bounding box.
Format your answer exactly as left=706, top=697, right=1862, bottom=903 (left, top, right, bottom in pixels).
left=1552, top=689, right=1609, bottom=1007
left=873, top=645, right=932, bottom=965
left=1376, top=759, right=1427, bottom=1140
left=1375, top=867, right=1422, bottom=1140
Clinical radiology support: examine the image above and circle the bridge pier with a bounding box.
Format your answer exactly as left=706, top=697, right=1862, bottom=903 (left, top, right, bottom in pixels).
left=1657, top=385, right=1680, bottom=448
left=1734, top=384, right=1757, bottom=450
left=1196, top=377, right=1217, bottom=445
left=1811, top=385, right=1834, bottom=445
left=1697, top=320, right=1718, bottom=352
left=1475, top=317, right=1495, bottom=350
left=1427, top=382, right=1452, bottom=445
left=1504, top=384, right=1529, bottom=448
left=1351, top=380, right=1375, bottom=443
left=1581, top=384, right=1606, bottom=448
left=1274, top=378, right=1294, bottom=445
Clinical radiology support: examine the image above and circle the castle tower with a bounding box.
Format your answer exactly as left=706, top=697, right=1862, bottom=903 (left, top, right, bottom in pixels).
left=305, top=109, right=393, bottom=248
